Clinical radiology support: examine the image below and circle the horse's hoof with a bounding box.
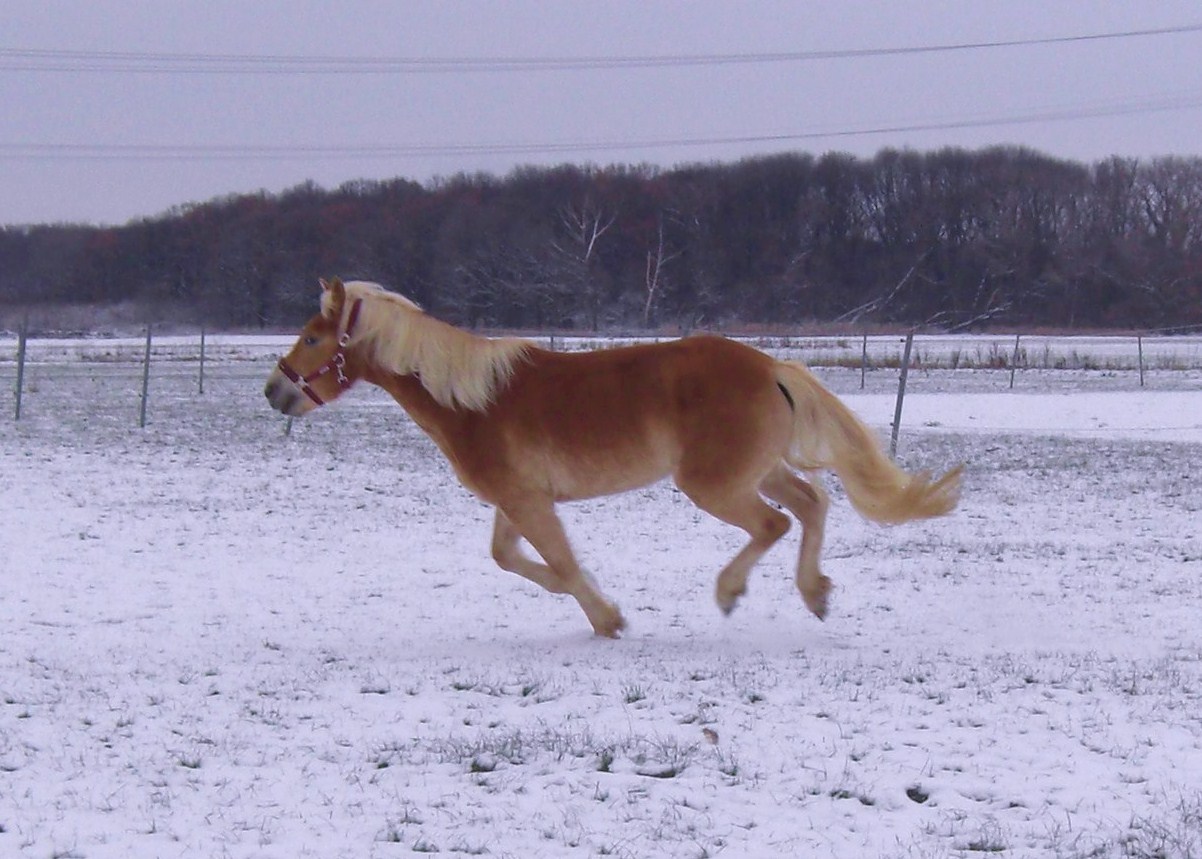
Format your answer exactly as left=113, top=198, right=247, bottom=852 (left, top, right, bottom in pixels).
left=592, top=607, right=626, bottom=639
left=716, top=584, right=745, bottom=616
left=801, top=575, right=833, bottom=620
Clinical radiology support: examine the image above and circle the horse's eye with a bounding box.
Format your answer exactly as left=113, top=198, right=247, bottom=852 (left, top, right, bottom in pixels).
left=303, top=335, right=319, bottom=346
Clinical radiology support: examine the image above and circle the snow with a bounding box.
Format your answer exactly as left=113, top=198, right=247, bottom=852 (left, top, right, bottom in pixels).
left=849, top=389, right=1202, bottom=443
left=2, top=340, right=1201, bottom=858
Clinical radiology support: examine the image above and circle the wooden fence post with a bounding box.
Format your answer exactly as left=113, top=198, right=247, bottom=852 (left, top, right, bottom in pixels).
left=1137, top=334, right=1145, bottom=387
left=199, top=327, right=207, bottom=395
left=139, top=324, right=152, bottom=428
left=1009, top=334, right=1021, bottom=389
left=890, top=332, right=913, bottom=458
left=14, top=314, right=28, bottom=420
left=860, top=332, right=868, bottom=390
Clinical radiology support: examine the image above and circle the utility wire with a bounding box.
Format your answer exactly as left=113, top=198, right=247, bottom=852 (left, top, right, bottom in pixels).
left=2, top=22, right=1200, bottom=74
left=3, top=91, right=1200, bottom=162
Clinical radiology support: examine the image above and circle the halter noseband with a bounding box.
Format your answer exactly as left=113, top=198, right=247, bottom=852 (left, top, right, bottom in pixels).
left=277, top=298, right=363, bottom=407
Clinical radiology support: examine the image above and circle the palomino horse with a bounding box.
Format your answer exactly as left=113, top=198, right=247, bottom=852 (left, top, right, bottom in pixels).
left=265, top=278, right=962, bottom=637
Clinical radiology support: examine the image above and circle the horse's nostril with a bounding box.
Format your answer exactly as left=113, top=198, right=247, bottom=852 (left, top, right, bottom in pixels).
left=264, top=381, right=278, bottom=400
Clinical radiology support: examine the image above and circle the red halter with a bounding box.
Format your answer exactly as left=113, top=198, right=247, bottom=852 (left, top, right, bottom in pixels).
left=276, top=298, right=363, bottom=407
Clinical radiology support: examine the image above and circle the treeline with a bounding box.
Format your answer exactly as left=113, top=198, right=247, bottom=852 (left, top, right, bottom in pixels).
left=3, top=146, right=1202, bottom=332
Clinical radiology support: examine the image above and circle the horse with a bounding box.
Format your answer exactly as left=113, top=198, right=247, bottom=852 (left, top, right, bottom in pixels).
left=264, top=278, right=962, bottom=638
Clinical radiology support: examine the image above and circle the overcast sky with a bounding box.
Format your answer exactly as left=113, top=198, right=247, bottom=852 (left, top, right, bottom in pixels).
left=5, top=1, right=1202, bottom=227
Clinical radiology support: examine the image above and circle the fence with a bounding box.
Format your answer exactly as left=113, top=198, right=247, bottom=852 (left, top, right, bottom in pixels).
left=4, top=329, right=1201, bottom=451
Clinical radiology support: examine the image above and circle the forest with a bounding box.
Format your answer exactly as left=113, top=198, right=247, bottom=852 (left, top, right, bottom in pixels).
left=2, top=145, right=1201, bottom=333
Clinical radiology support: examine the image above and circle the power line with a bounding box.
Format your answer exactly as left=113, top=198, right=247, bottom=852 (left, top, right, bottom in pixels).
left=2, top=23, right=1201, bottom=74
left=4, top=91, right=1201, bottom=162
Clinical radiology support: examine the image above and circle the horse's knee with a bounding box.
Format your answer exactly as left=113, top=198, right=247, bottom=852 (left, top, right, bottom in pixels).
left=491, top=548, right=518, bottom=574
left=490, top=534, right=518, bottom=571
left=760, top=509, right=791, bottom=543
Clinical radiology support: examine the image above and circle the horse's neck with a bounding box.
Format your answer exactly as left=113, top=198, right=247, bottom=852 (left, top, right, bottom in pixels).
left=367, top=368, right=467, bottom=451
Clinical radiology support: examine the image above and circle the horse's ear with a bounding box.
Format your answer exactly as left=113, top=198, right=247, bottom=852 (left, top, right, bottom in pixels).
left=319, top=277, right=346, bottom=319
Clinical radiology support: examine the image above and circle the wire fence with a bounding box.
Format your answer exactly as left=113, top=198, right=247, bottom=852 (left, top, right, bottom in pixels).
left=3, top=329, right=1201, bottom=448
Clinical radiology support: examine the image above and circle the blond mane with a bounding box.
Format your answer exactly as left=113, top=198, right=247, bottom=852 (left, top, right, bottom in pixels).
left=328, top=281, right=532, bottom=412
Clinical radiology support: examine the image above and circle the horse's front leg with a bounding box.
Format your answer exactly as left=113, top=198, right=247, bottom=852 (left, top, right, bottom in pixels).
left=495, top=498, right=626, bottom=638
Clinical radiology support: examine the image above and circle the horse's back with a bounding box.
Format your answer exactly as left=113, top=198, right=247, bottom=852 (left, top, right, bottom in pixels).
left=515, top=334, right=779, bottom=419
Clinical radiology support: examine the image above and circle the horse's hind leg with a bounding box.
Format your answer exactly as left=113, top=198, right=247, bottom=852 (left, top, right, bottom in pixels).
left=676, top=476, right=791, bottom=616
left=761, top=466, right=832, bottom=619
left=491, top=508, right=566, bottom=594
left=497, top=498, right=626, bottom=638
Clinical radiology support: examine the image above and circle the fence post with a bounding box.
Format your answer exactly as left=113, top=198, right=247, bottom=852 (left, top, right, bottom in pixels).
left=139, top=324, right=152, bottom=428
left=890, top=332, right=913, bottom=458
left=199, top=327, right=207, bottom=395
left=14, top=314, right=28, bottom=420
left=1137, top=334, right=1145, bottom=387
left=1008, top=334, right=1021, bottom=389
left=860, top=332, right=868, bottom=390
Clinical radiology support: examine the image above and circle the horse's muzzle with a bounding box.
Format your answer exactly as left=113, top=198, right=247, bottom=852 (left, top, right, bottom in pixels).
left=264, top=371, right=307, bottom=417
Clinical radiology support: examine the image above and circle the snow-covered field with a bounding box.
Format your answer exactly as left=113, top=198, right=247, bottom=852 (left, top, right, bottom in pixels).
left=2, top=336, right=1201, bottom=858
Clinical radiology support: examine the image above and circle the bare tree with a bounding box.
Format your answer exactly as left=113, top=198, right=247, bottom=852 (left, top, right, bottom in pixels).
left=834, top=248, right=932, bottom=324
left=553, top=200, right=616, bottom=329
left=643, top=213, right=681, bottom=328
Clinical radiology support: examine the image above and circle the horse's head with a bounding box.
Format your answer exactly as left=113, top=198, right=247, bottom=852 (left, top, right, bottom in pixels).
left=264, top=277, right=364, bottom=417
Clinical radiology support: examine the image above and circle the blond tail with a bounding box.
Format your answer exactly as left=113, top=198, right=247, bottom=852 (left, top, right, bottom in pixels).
left=774, top=361, right=962, bottom=524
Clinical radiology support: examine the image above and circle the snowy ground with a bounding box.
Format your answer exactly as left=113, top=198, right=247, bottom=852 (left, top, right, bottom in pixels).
left=2, top=338, right=1201, bottom=858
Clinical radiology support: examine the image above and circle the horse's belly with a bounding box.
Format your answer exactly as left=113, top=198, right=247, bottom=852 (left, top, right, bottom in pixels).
left=544, top=443, right=676, bottom=502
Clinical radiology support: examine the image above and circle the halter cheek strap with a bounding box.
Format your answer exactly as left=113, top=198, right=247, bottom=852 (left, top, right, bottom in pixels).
left=277, top=298, right=363, bottom=407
